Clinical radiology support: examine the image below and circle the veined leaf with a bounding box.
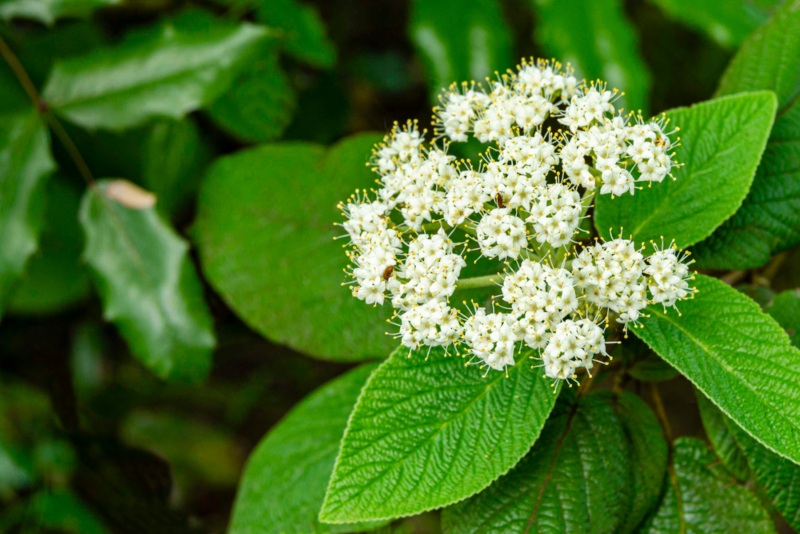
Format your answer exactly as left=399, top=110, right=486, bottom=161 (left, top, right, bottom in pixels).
left=0, top=111, right=55, bottom=316
left=42, top=11, right=268, bottom=131
left=320, top=345, right=559, bottom=523
left=691, top=3, right=800, bottom=268
left=594, top=92, right=776, bottom=249
left=193, top=134, right=396, bottom=361
left=633, top=275, right=800, bottom=465
left=696, top=392, right=751, bottom=481
left=441, top=392, right=633, bottom=533
left=641, top=438, right=774, bottom=533
left=409, top=0, right=512, bottom=101
left=230, top=364, right=384, bottom=533
left=256, top=0, right=335, bottom=68
left=766, top=289, right=800, bottom=346
left=79, top=179, right=215, bottom=383
left=0, top=0, right=118, bottom=26
left=531, top=0, right=650, bottom=111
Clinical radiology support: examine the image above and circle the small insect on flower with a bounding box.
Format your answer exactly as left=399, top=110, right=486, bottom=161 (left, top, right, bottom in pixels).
left=382, top=265, right=394, bottom=281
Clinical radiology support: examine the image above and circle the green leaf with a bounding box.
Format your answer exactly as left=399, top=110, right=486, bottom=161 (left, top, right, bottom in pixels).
left=766, top=289, right=800, bottom=347
left=193, top=133, right=396, bottom=361
left=7, top=176, right=92, bottom=315
left=0, top=0, right=118, bottom=25
left=441, top=392, right=631, bottom=533
left=256, top=0, right=335, bottom=68
left=691, top=4, right=800, bottom=269
left=626, top=352, right=679, bottom=383
left=42, top=12, right=268, bottom=131
left=79, top=179, right=215, bottom=383
left=641, top=437, right=774, bottom=534
left=633, top=274, right=800, bottom=465
left=230, top=364, right=384, bottom=533
left=409, top=0, right=512, bottom=100
left=648, top=0, right=777, bottom=48
left=208, top=47, right=296, bottom=143
left=696, top=391, right=751, bottom=481
left=0, top=111, right=55, bottom=316
left=27, top=489, right=109, bottom=534
left=594, top=92, right=777, bottom=248
left=141, top=119, right=210, bottom=218
left=531, top=0, right=650, bottom=111
left=320, top=345, right=559, bottom=523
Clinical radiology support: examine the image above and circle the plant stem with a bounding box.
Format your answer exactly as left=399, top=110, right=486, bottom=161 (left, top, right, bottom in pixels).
left=456, top=272, right=505, bottom=290
left=650, top=382, right=673, bottom=442
left=0, top=36, right=95, bottom=186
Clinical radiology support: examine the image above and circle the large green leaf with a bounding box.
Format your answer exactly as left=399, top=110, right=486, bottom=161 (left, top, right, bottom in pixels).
left=320, top=346, right=559, bottom=523
left=230, top=364, right=383, bottom=533
left=696, top=392, right=751, bottom=482
left=42, top=12, right=268, bottom=131
left=648, top=0, right=777, bottom=48
left=193, top=133, right=396, bottom=361
left=766, top=289, right=800, bottom=347
left=208, top=47, right=296, bottom=143
left=79, top=179, right=215, bottom=383
left=0, top=111, right=55, bottom=316
left=0, top=0, right=117, bottom=25
left=633, top=274, right=800, bottom=464
left=7, top=177, right=91, bottom=315
left=256, top=0, right=335, bottom=68
left=691, top=3, right=800, bottom=268
left=594, top=92, right=776, bottom=248
left=531, top=0, right=650, bottom=111
left=441, top=392, right=634, bottom=533
left=409, top=0, right=512, bottom=100
left=641, top=437, right=774, bottom=533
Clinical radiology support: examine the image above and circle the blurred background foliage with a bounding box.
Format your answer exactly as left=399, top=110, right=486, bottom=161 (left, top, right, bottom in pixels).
left=0, top=0, right=796, bottom=532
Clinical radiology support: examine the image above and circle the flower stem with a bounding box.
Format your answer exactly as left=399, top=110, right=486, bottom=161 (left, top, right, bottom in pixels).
left=456, top=272, right=505, bottom=290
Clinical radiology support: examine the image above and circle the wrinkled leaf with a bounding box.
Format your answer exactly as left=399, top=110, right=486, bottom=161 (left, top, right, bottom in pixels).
left=531, top=0, right=650, bottom=111
left=231, top=364, right=383, bottom=533
left=648, top=0, right=777, bottom=48
left=641, top=438, right=774, bottom=533
left=633, top=274, right=800, bottom=464
left=256, top=0, right=335, bottom=68
left=691, top=3, right=800, bottom=268
left=696, top=391, right=751, bottom=481
left=194, top=133, right=396, bottom=361
left=766, top=289, right=800, bottom=346
left=320, top=346, right=559, bottom=523
left=0, top=111, right=55, bottom=316
left=79, top=179, right=215, bottom=383
left=208, top=47, right=296, bottom=143
left=43, top=12, right=268, bottom=130
left=8, top=177, right=92, bottom=315
left=441, top=392, right=631, bottom=533
left=594, top=92, right=776, bottom=248
left=409, top=0, right=512, bottom=100
left=0, top=0, right=118, bottom=25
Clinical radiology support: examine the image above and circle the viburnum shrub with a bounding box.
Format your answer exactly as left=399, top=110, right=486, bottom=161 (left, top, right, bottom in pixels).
left=339, top=59, right=695, bottom=382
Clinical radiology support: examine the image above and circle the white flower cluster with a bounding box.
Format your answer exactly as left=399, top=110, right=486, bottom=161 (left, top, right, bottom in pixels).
left=339, top=58, right=692, bottom=382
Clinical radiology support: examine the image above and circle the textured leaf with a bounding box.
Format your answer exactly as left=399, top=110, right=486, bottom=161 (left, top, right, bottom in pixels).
left=79, top=179, right=215, bottom=383
left=0, top=0, right=117, bottom=25
left=633, top=274, right=800, bottom=464
left=648, top=0, right=777, bottom=48
left=256, top=0, right=335, bottom=68
left=691, top=3, right=800, bottom=268
left=641, top=437, right=774, bottom=534
left=697, top=393, right=800, bottom=531
left=42, top=12, right=268, bottom=130
left=766, top=289, right=800, bottom=346
left=230, top=364, right=384, bottom=533
left=8, top=177, right=92, bottom=315
left=696, top=392, right=751, bottom=481
left=208, top=47, right=296, bottom=143
left=194, top=134, right=396, bottom=361
left=409, top=0, right=512, bottom=100
left=0, top=111, right=55, bottom=316
left=594, top=92, right=776, bottom=248
left=320, top=346, right=559, bottom=523
left=441, top=392, right=631, bottom=534
left=531, top=0, right=650, bottom=111
left=141, top=119, right=210, bottom=218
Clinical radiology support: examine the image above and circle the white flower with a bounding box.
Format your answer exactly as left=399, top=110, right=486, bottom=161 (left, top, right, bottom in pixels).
left=645, top=246, right=693, bottom=307
left=527, top=183, right=582, bottom=247
left=502, top=260, right=578, bottom=322
left=463, top=309, right=518, bottom=370
left=476, top=208, right=528, bottom=259
left=541, top=319, right=607, bottom=380
left=399, top=300, right=462, bottom=349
